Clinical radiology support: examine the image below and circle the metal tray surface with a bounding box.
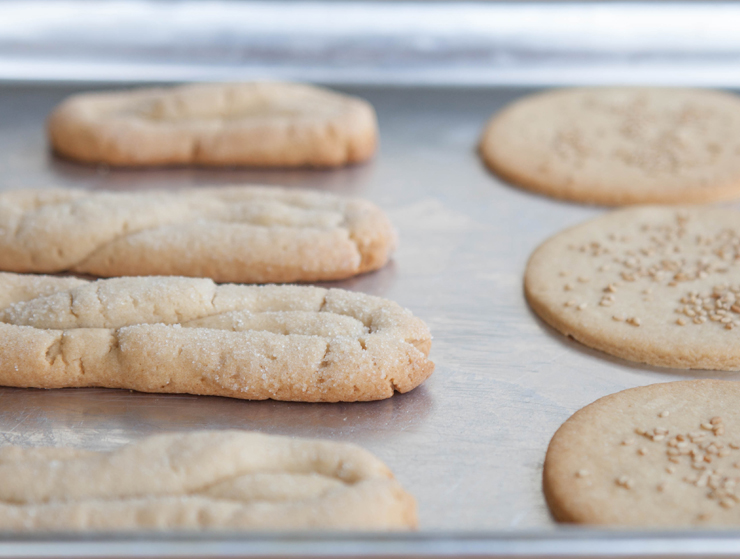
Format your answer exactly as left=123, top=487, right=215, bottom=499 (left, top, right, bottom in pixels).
left=0, top=83, right=739, bottom=556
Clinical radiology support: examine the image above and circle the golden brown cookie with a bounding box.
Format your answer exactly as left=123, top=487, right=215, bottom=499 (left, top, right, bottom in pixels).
left=0, top=187, right=396, bottom=283
left=48, top=82, right=377, bottom=167
left=544, top=380, right=740, bottom=526
left=0, top=273, right=433, bottom=402
left=526, top=206, right=740, bottom=370
left=480, top=88, right=740, bottom=205
left=0, top=430, right=417, bottom=531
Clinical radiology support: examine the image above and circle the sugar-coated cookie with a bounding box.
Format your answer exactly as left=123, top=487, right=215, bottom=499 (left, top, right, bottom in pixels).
left=544, top=380, right=740, bottom=526
left=526, top=206, right=740, bottom=370
left=0, top=273, right=433, bottom=402
left=48, top=82, right=377, bottom=167
left=480, top=88, right=740, bottom=205
left=0, top=430, right=416, bottom=530
left=0, top=187, right=396, bottom=283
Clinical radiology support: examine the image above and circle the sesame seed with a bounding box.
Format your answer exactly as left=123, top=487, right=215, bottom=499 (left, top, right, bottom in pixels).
left=622, top=438, right=635, bottom=446
left=657, top=482, right=667, bottom=492
left=626, top=317, right=642, bottom=327
left=564, top=283, right=573, bottom=291
left=701, top=423, right=714, bottom=431
left=711, top=417, right=723, bottom=425
left=659, top=411, right=670, bottom=418
left=721, top=499, right=735, bottom=509
left=613, top=314, right=625, bottom=322
left=666, top=466, right=676, bottom=474
left=578, top=276, right=590, bottom=283
left=565, top=300, right=576, bottom=307
left=616, top=475, right=634, bottom=489
left=576, top=469, right=589, bottom=478
left=577, top=303, right=587, bottom=311
left=638, top=447, right=647, bottom=456
left=676, top=318, right=687, bottom=326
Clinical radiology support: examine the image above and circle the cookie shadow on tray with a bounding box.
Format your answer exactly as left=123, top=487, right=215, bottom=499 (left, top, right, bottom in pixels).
left=0, top=383, right=434, bottom=445
left=523, top=301, right=740, bottom=381
left=47, top=151, right=376, bottom=196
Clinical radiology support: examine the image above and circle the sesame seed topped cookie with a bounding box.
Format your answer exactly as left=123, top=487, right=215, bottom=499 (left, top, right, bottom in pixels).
left=544, top=380, right=740, bottom=526
left=525, top=206, right=740, bottom=370
left=480, top=88, right=740, bottom=205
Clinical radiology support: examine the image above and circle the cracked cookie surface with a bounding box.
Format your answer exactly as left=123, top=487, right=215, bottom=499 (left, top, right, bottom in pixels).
left=480, top=88, right=740, bottom=205
left=48, top=82, right=377, bottom=167
left=0, top=430, right=417, bottom=530
left=0, top=186, right=396, bottom=283
left=526, top=206, right=740, bottom=370
left=0, top=273, right=433, bottom=402
left=544, top=380, right=740, bottom=526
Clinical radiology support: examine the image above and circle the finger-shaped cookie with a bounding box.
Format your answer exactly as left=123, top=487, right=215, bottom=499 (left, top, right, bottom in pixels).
left=48, top=82, right=377, bottom=167
left=0, top=187, right=396, bottom=283
left=0, top=430, right=417, bottom=531
left=0, top=273, right=433, bottom=401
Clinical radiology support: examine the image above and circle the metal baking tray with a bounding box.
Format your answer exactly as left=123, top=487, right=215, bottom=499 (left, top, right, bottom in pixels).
left=3, top=2, right=740, bottom=557
left=4, top=81, right=740, bottom=559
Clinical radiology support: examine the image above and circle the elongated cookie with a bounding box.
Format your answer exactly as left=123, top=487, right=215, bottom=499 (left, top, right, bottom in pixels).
left=526, top=206, right=740, bottom=370
left=544, top=380, right=740, bottom=526
left=0, top=430, right=416, bottom=531
left=48, top=82, right=377, bottom=167
left=0, top=273, right=433, bottom=402
left=0, top=187, right=395, bottom=283
left=480, top=88, right=740, bottom=205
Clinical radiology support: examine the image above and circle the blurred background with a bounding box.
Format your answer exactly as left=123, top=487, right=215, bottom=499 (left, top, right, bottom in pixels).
left=2, top=1, right=740, bottom=87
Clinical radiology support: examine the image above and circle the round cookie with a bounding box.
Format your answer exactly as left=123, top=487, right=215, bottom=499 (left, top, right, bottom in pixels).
left=525, top=206, right=740, bottom=370
left=480, top=88, right=740, bottom=205
left=48, top=82, right=377, bottom=167
left=544, top=380, right=740, bottom=526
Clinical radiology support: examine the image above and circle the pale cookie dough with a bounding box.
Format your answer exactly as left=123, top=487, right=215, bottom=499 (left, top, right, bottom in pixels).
left=48, top=82, right=377, bottom=167
left=0, top=273, right=433, bottom=402
left=544, top=380, right=740, bottom=526
left=0, top=430, right=417, bottom=531
left=526, top=206, right=740, bottom=370
left=0, top=187, right=396, bottom=283
left=480, top=88, right=740, bottom=205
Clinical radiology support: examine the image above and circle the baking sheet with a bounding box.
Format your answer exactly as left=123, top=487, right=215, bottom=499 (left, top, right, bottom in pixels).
left=1, top=83, right=739, bottom=557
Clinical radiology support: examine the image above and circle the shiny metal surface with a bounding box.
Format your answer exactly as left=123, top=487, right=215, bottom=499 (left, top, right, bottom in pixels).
left=3, top=1, right=740, bottom=87
left=0, top=83, right=738, bottom=556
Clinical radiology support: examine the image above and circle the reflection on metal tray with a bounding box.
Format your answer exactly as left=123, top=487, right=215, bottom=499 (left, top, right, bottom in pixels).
left=1, top=83, right=739, bottom=557
left=1, top=1, right=740, bottom=86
